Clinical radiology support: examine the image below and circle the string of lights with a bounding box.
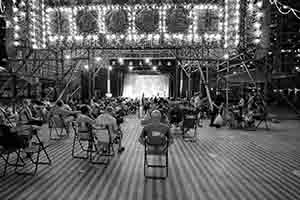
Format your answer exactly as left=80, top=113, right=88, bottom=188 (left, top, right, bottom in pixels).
left=269, top=0, right=300, bottom=20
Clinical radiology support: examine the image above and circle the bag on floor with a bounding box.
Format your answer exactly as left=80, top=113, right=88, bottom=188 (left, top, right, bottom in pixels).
left=213, top=114, right=223, bottom=126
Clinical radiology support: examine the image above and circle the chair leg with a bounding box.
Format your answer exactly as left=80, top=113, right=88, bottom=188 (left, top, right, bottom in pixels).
left=166, top=153, right=168, bottom=177
left=256, top=120, right=262, bottom=128
left=3, top=153, right=10, bottom=177
left=265, top=120, right=269, bottom=130
left=35, top=135, right=51, bottom=165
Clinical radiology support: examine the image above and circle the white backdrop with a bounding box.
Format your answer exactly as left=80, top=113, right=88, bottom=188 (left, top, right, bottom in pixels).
left=123, top=74, right=169, bottom=98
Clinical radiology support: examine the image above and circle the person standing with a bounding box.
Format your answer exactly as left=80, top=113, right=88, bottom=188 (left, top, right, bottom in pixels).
left=210, top=92, right=224, bottom=128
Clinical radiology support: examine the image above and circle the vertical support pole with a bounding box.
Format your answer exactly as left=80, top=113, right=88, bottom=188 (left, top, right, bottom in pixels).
left=188, top=74, right=191, bottom=98
left=199, top=67, right=202, bottom=96
left=180, top=67, right=183, bottom=97
left=175, top=65, right=179, bottom=98
left=107, top=66, right=111, bottom=96
left=226, top=60, right=229, bottom=112
left=87, top=49, right=91, bottom=100
left=55, top=51, right=59, bottom=99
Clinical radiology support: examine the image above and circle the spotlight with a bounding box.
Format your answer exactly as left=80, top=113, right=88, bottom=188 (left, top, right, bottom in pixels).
left=145, top=57, right=151, bottom=64
left=152, top=66, right=157, bottom=71
left=253, top=39, right=260, bottom=44
left=256, top=1, right=263, bottom=8
left=129, top=66, right=133, bottom=71
left=118, top=57, right=124, bottom=65
left=14, top=41, right=20, bottom=46
left=167, top=61, right=171, bottom=66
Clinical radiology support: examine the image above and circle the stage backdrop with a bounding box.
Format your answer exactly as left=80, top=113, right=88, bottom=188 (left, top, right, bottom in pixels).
left=123, top=74, right=169, bottom=98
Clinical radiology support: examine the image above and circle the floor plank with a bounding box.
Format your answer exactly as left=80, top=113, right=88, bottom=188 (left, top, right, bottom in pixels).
left=1, top=116, right=300, bottom=200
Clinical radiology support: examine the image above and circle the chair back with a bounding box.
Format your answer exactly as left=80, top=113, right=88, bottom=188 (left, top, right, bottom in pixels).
left=73, top=121, right=93, bottom=141
left=182, top=114, right=197, bottom=128
left=145, top=135, right=168, bottom=146
left=49, top=115, right=66, bottom=128
left=94, top=125, right=112, bottom=146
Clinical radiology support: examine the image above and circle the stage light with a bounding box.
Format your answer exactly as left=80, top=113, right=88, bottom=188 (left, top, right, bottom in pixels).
left=224, top=54, right=229, bottom=59
left=253, top=38, right=260, bottom=44
left=253, top=22, right=261, bottom=29
left=118, top=58, right=124, bottom=65
left=95, top=57, right=102, bottom=62
left=13, top=41, right=20, bottom=46
left=14, top=33, right=19, bottom=39
left=108, top=66, right=113, bottom=71
left=129, top=66, right=133, bottom=71
left=152, top=66, right=157, bottom=71
left=145, top=57, right=151, bottom=64
left=256, top=1, right=263, bottom=8
left=167, top=61, right=171, bottom=66
left=14, top=25, right=20, bottom=31
left=256, top=12, right=263, bottom=18
left=254, top=30, right=262, bottom=37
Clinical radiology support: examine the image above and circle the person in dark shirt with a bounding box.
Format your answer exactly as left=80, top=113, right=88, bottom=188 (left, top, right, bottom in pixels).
left=139, top=110, right=173, bottom=152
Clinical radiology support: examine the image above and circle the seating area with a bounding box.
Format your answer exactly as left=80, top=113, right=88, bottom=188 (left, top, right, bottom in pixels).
left=1, top=0, right=300, bottom=199
left=0, top=115, right=300, bottom=200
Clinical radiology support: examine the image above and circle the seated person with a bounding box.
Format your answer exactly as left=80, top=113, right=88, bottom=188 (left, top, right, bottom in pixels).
left=49, top=100, right=80, bottom=134
left=18, top=99, right=44, bottom=126
left=76, top=105, right=95, bottom=133
left=168, top=104, right=184, bottom=126
left=95, top=106, right=125, bottom=153
left=141, top=109, right=169, bottom=126
left=139, top=110, right=173, bottom=152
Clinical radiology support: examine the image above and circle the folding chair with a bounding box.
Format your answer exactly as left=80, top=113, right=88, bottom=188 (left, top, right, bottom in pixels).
left=182, top=114, right=198, bottom=142
left=144, top=135, right=169, bottom=179
left=255, top=112, right=269, bottom=130
left=49, top=115, right=68, bottom=140
left=72, top=123, right=114, bottom=165
left=15, top=126, right=52, bottom=175
left=0, top=125, right=51, bottom=176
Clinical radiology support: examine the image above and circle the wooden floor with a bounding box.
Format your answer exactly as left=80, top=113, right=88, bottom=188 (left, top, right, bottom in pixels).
left=1, top=115, right=300, bottom=200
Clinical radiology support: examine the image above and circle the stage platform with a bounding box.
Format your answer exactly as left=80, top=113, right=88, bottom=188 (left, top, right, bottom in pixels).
left=1, top=116, right=300, bottom=200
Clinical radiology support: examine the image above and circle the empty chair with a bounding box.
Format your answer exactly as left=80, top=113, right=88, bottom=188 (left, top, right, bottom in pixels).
left=182, top=113, right=198, bottom=141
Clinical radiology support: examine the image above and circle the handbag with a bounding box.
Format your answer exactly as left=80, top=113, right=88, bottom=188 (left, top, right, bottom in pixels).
left=213, top=113, right=223, bottom=126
